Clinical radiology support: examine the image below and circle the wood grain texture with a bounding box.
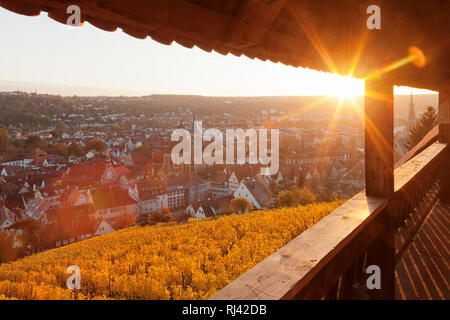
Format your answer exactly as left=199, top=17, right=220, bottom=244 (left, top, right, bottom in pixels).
left=364, top=78, right=394, bottom=198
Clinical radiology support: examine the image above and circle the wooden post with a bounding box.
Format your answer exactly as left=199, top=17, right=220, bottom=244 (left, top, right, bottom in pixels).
left=364, top=77, right=395, bottom=299
left=439, top=80, right=450, bottom=204
left=365, top=78, right=394, bottom=198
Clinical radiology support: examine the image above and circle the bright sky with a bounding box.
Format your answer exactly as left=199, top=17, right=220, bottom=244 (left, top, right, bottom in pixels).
left=0, top=8, right=436, bottom=97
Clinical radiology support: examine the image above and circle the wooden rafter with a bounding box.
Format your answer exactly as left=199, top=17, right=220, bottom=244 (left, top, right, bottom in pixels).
left=225, top=0, right=287, bottom=48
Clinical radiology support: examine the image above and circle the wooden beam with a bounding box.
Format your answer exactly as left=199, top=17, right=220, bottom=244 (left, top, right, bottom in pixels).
left=439, top=80, right=450, bottom=143
left=225, top=0, right=287, bottom=47
left=438, top=80, right=450, bottom=203
left=364, top=78, right=394, bottom=197
left=364, top=77, right=395, bottom=299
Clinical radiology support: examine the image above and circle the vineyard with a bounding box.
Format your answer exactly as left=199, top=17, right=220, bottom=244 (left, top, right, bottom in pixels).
left=0, top=201, right=341, bottom=300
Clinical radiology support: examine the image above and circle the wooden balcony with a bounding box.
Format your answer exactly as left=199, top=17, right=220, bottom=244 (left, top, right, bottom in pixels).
left=1, top=0, right=449, bottom=301
left=212, top=80, right=450, bottom=300
left=396, top=199, right=449, bottom=299
left=211, top=141, right=448, bottom=300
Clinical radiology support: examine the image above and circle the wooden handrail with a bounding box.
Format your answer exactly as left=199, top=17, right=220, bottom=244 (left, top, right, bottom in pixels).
left=210, top=193, right=388, bottom=300
left=211, top=141, right=447, bottom=300
left=394, top=141, right=447, bottom=192
left=395, top=125, right=439, bottom=168
left=393, top=141, right=447, bottom=261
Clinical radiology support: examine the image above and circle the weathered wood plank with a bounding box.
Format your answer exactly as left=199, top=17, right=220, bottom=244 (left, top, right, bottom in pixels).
left=210, top=192, right=387, bottom=300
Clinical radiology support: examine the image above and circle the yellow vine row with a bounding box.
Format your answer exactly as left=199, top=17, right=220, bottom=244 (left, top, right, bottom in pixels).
left=0, top=201, right=342, bottom=300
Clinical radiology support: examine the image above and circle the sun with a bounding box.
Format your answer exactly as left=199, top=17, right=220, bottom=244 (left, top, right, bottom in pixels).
left=337, top=91, right=357, bottom=108
left=326, top=76, right=363, bottom=107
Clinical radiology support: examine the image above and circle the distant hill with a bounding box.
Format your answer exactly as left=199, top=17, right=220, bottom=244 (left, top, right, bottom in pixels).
left=132, top=93, right=439, bottom=118
left=0, top=85, right=438, bottom=125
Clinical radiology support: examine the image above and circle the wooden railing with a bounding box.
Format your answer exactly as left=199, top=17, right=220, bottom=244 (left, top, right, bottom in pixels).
left=211, top=141, right=448, bottom=300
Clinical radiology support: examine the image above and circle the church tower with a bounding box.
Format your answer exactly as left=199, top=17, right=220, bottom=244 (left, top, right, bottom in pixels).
left=407, top=91, right=416, bottom=132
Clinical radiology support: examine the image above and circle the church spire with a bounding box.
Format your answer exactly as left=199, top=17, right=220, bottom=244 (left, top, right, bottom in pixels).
left=407, top=90, right=416, bottom=132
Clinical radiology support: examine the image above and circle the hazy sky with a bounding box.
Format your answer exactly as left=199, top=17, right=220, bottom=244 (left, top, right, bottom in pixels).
left=0, top=8, right=436, bottom=97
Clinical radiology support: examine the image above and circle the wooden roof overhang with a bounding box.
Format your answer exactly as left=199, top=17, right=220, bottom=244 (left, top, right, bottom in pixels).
left=1, top=0, right=449, bottom=90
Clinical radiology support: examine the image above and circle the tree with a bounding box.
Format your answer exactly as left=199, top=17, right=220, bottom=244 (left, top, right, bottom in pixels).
left=149, top=207, right=173, bottom=224
left=0, top=128, right=10, bottom=151
left=230, top=197, right=253, bottom=213
left=277, top=186, right=316, bottom=207
left=406, top=106, right=438, bottom=150
left=8, top=218, right=44, bottom=254
left=294, top=186, right=316, bottom=205
left=113, top=213, right=136, bottom=230
left=68, top=142, right=83, bottom=157
left=25, top=135, right=45, bottom=149
left=277, top=190, right=296, bottom=207
left=48, top=143, right=69, bottom=158
left=0, top=231, right=19, bottom=263
left=55, top=121, right=67, bottom=137
left=85, top=138, right=106, bottom=152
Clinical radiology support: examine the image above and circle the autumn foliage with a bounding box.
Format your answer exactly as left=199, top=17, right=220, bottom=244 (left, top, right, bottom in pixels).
left=0, top=201, right=341, bottom=300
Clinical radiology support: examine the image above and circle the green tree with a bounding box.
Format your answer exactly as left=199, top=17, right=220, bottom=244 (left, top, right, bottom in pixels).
left=0, top=128, right=10, bottom=152
left=230, top=197, right=253, bottom=213
left=406, top=106, right=438, bottom=150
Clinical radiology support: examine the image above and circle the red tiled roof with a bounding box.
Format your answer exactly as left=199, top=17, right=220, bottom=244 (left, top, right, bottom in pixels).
left=343, top=160, right=365, bottom=180
left=91, top=186, right=137, bottom=210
